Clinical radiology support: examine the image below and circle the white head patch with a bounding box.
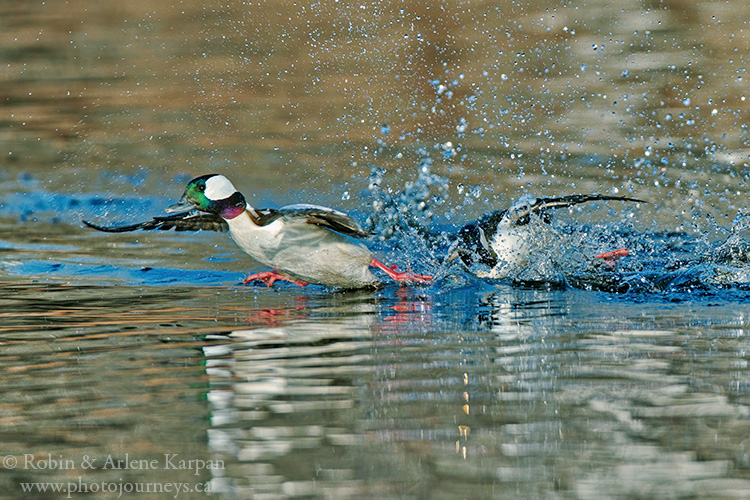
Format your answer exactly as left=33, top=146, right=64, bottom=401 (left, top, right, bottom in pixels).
left=204, top=175, right=238, bottom=200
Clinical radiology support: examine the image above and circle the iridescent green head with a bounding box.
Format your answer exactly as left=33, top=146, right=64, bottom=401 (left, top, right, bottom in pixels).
left=167, top=174, right=246, bottom=219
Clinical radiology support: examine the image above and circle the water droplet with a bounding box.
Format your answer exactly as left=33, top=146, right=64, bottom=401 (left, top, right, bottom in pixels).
left=456, top=117, right=468, bottom=133
left=441, top=142, right=456, bottom=159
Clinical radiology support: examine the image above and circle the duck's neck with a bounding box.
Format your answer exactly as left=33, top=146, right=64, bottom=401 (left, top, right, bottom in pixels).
left=218, top=192, right=248, bottom=220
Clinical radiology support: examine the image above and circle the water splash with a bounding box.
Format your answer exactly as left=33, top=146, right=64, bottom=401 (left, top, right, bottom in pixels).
left=364, top=151, right=449, bottom=240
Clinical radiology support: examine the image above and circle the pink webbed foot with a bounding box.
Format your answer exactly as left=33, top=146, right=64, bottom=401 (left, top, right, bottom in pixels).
left=243, top=270, right=309, bottom=287
left=594, top=248, right=630, bottom=267
left=370, top=258, right=432, bottom=284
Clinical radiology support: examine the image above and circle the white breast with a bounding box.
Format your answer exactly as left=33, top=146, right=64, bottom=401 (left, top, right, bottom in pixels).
left=484, top=222, right=536, bottom=279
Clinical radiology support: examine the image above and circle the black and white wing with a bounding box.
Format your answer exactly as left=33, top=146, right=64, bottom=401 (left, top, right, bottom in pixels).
left=254, top=203, right=371, bottom=239
left=83, top=211, right=228, bottom=233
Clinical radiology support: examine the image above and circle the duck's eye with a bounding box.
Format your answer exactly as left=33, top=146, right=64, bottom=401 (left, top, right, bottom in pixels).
left=197, top=184, right=206, bottom=192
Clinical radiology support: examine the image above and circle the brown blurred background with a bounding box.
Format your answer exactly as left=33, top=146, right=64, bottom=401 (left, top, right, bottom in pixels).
left=2, top=0, right=749, bottom=225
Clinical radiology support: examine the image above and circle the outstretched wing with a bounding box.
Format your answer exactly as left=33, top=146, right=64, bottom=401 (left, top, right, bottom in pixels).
left=256, top=203, right=370, bottom=239
left=504, top=194, right=645, bottom=226
left=83, top=204, right=368, bottom=238
left=83, top=211, right=228, bottom=233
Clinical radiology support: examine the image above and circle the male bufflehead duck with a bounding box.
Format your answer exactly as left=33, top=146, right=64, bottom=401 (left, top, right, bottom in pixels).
left=85, top=174, right=431, bottom=289
left=449, top=193, right=644, bottom=279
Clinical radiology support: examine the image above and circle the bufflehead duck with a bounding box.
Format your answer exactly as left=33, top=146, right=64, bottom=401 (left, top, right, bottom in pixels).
left=448, top=193, right=644, bottom=278
left=85, top=174, right=432, bottom=289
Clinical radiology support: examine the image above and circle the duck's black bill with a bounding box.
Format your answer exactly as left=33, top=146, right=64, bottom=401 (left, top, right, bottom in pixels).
left=165, top=196, right=195, bottom=213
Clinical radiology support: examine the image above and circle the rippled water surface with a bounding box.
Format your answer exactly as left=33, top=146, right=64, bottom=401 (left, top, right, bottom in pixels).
left=2, top=277, right=750, bottom=499
left=2, top=1, right=750, bottom=499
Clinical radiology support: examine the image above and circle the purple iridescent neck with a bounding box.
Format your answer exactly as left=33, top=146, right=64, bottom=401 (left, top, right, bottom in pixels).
left=218, top=192, right=246, bottom=220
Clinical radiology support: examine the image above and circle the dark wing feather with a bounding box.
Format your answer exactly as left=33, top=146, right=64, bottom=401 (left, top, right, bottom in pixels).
left=505, top=194, right=645, bottom=226
left=254, top=203, right=370, bottom=238
left=83, top=211, right=228, bottom=233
